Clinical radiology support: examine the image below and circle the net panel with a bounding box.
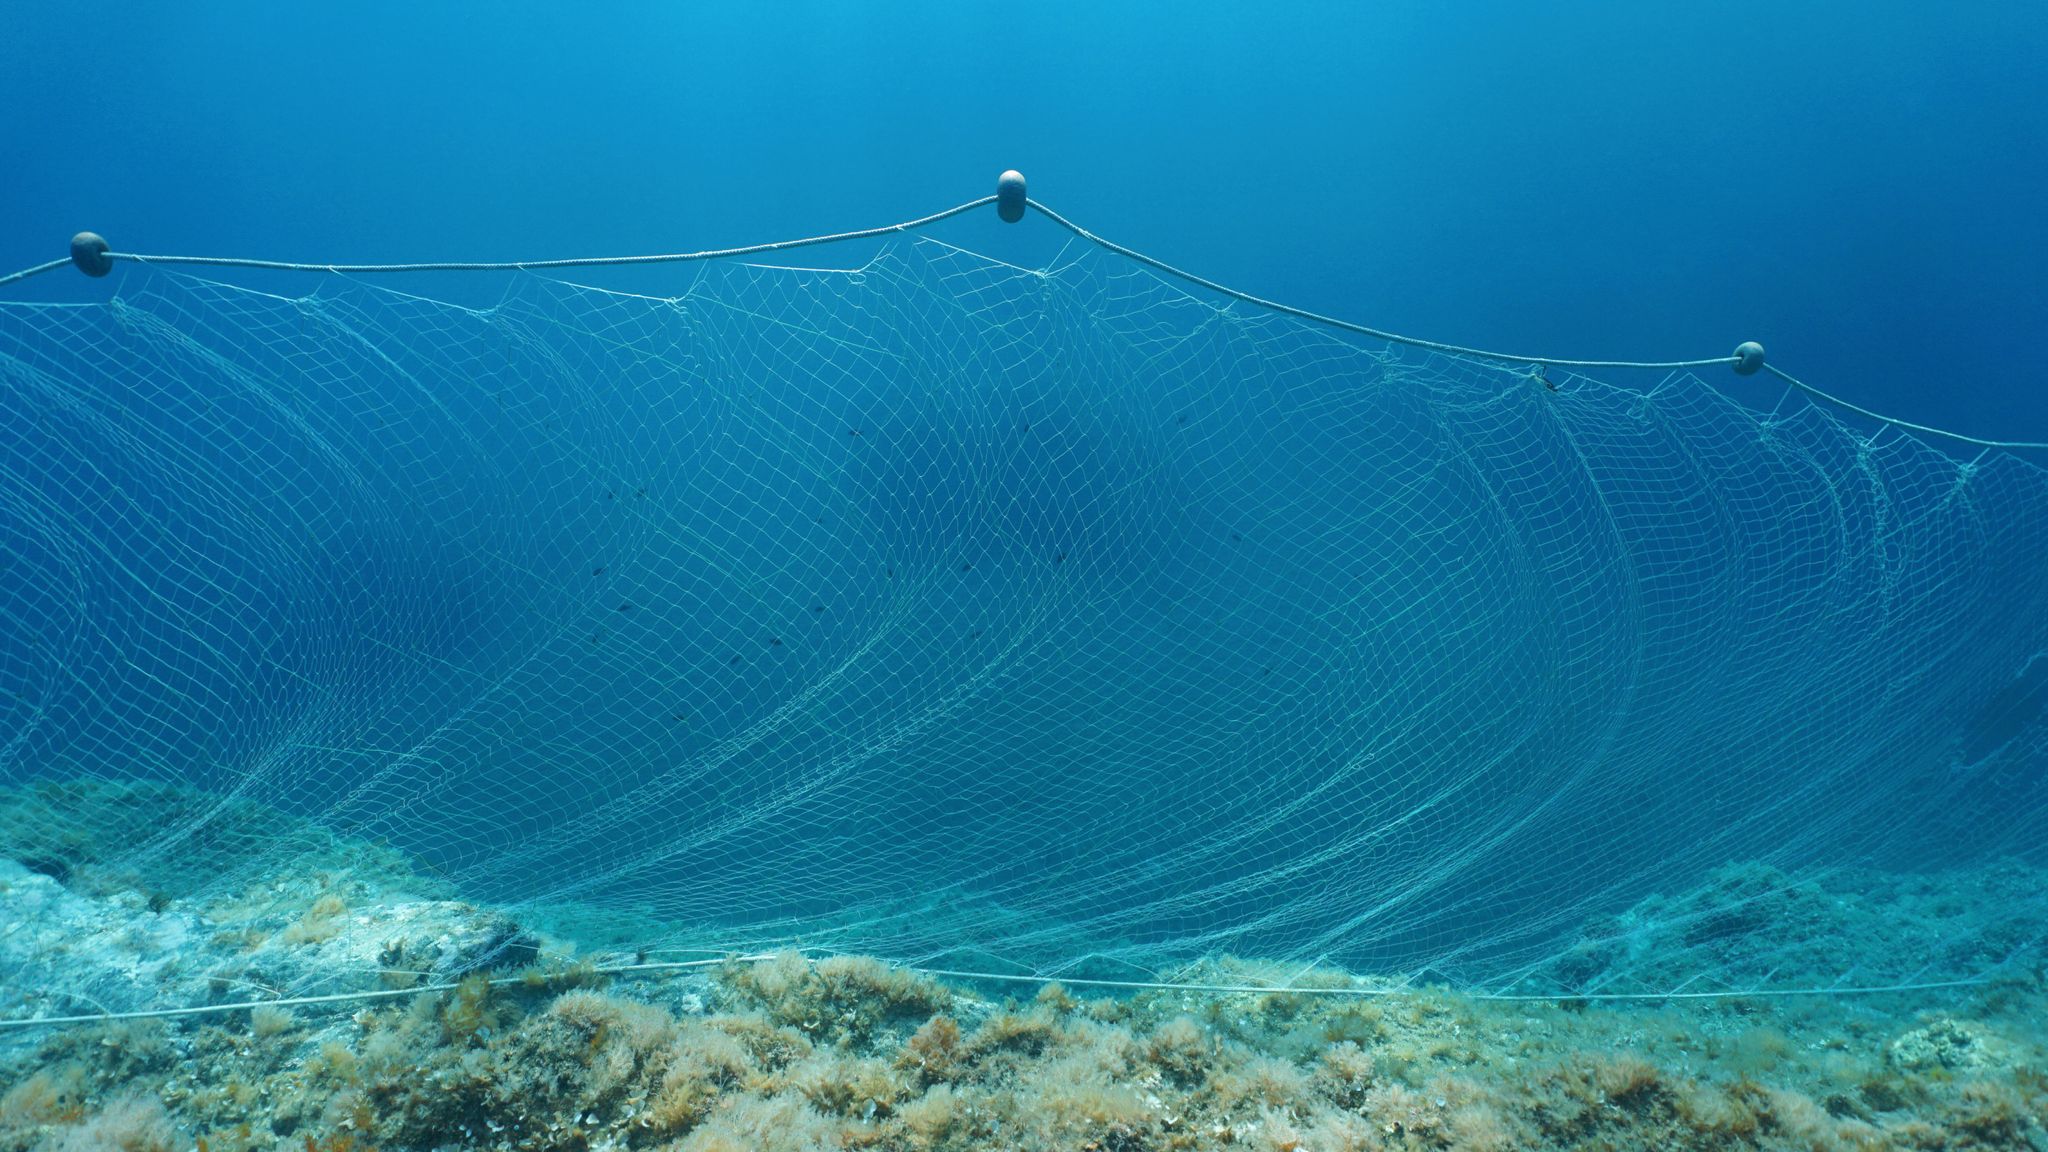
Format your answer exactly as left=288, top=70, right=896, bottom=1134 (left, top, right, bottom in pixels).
left=1, top=237, right=2044, bottom=993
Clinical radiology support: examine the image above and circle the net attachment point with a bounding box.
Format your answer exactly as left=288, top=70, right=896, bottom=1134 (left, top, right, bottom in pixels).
left=996, top=171, right=1027, bottom=223
left=1733, top=341, right=1765, bottom=376
left=70, top=232, right=112, bottom=277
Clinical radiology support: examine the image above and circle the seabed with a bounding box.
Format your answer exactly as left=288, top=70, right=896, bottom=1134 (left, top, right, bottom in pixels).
left=2, top=781, right=2045, bottom=1152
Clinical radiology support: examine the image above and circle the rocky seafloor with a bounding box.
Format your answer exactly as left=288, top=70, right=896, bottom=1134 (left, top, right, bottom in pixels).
left=2, top=781, right=2046, bottom=1152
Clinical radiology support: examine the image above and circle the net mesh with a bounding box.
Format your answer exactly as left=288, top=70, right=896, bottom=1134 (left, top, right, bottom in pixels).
left=2, top=236, right=2045, bottom=996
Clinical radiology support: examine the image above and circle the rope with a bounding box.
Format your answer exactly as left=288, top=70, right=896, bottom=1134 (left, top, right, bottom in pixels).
left=0, top=257, right=68, bottom=289
left=0, top=201, right=994, bottom=286
left=908, top=965, right=1989, bottom=1002
left=1026, top=198, right=2044, bottom=451
left=1763, top=363, right=2048, bottom=451
left=0, top=951, right=1991, bottom=1031
left=0, top=191, right=2038, bottom=451
left=111, top=198, right=998, bottom=276
left=1023, top=200, right=1733, bottom=373
left=0, top=954, right=772, bottom=1030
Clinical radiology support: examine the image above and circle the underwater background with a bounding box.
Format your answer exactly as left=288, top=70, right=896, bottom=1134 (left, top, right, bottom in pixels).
left=4, top=3, right=2048, bottom=1151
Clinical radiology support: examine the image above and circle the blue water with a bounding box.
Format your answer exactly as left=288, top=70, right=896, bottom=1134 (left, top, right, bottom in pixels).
left=4, top=1, right=2046, bottom=442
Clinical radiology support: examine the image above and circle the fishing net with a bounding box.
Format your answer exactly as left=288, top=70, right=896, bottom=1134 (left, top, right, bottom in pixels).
left=2, top=233, right=2044, bottom=1000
